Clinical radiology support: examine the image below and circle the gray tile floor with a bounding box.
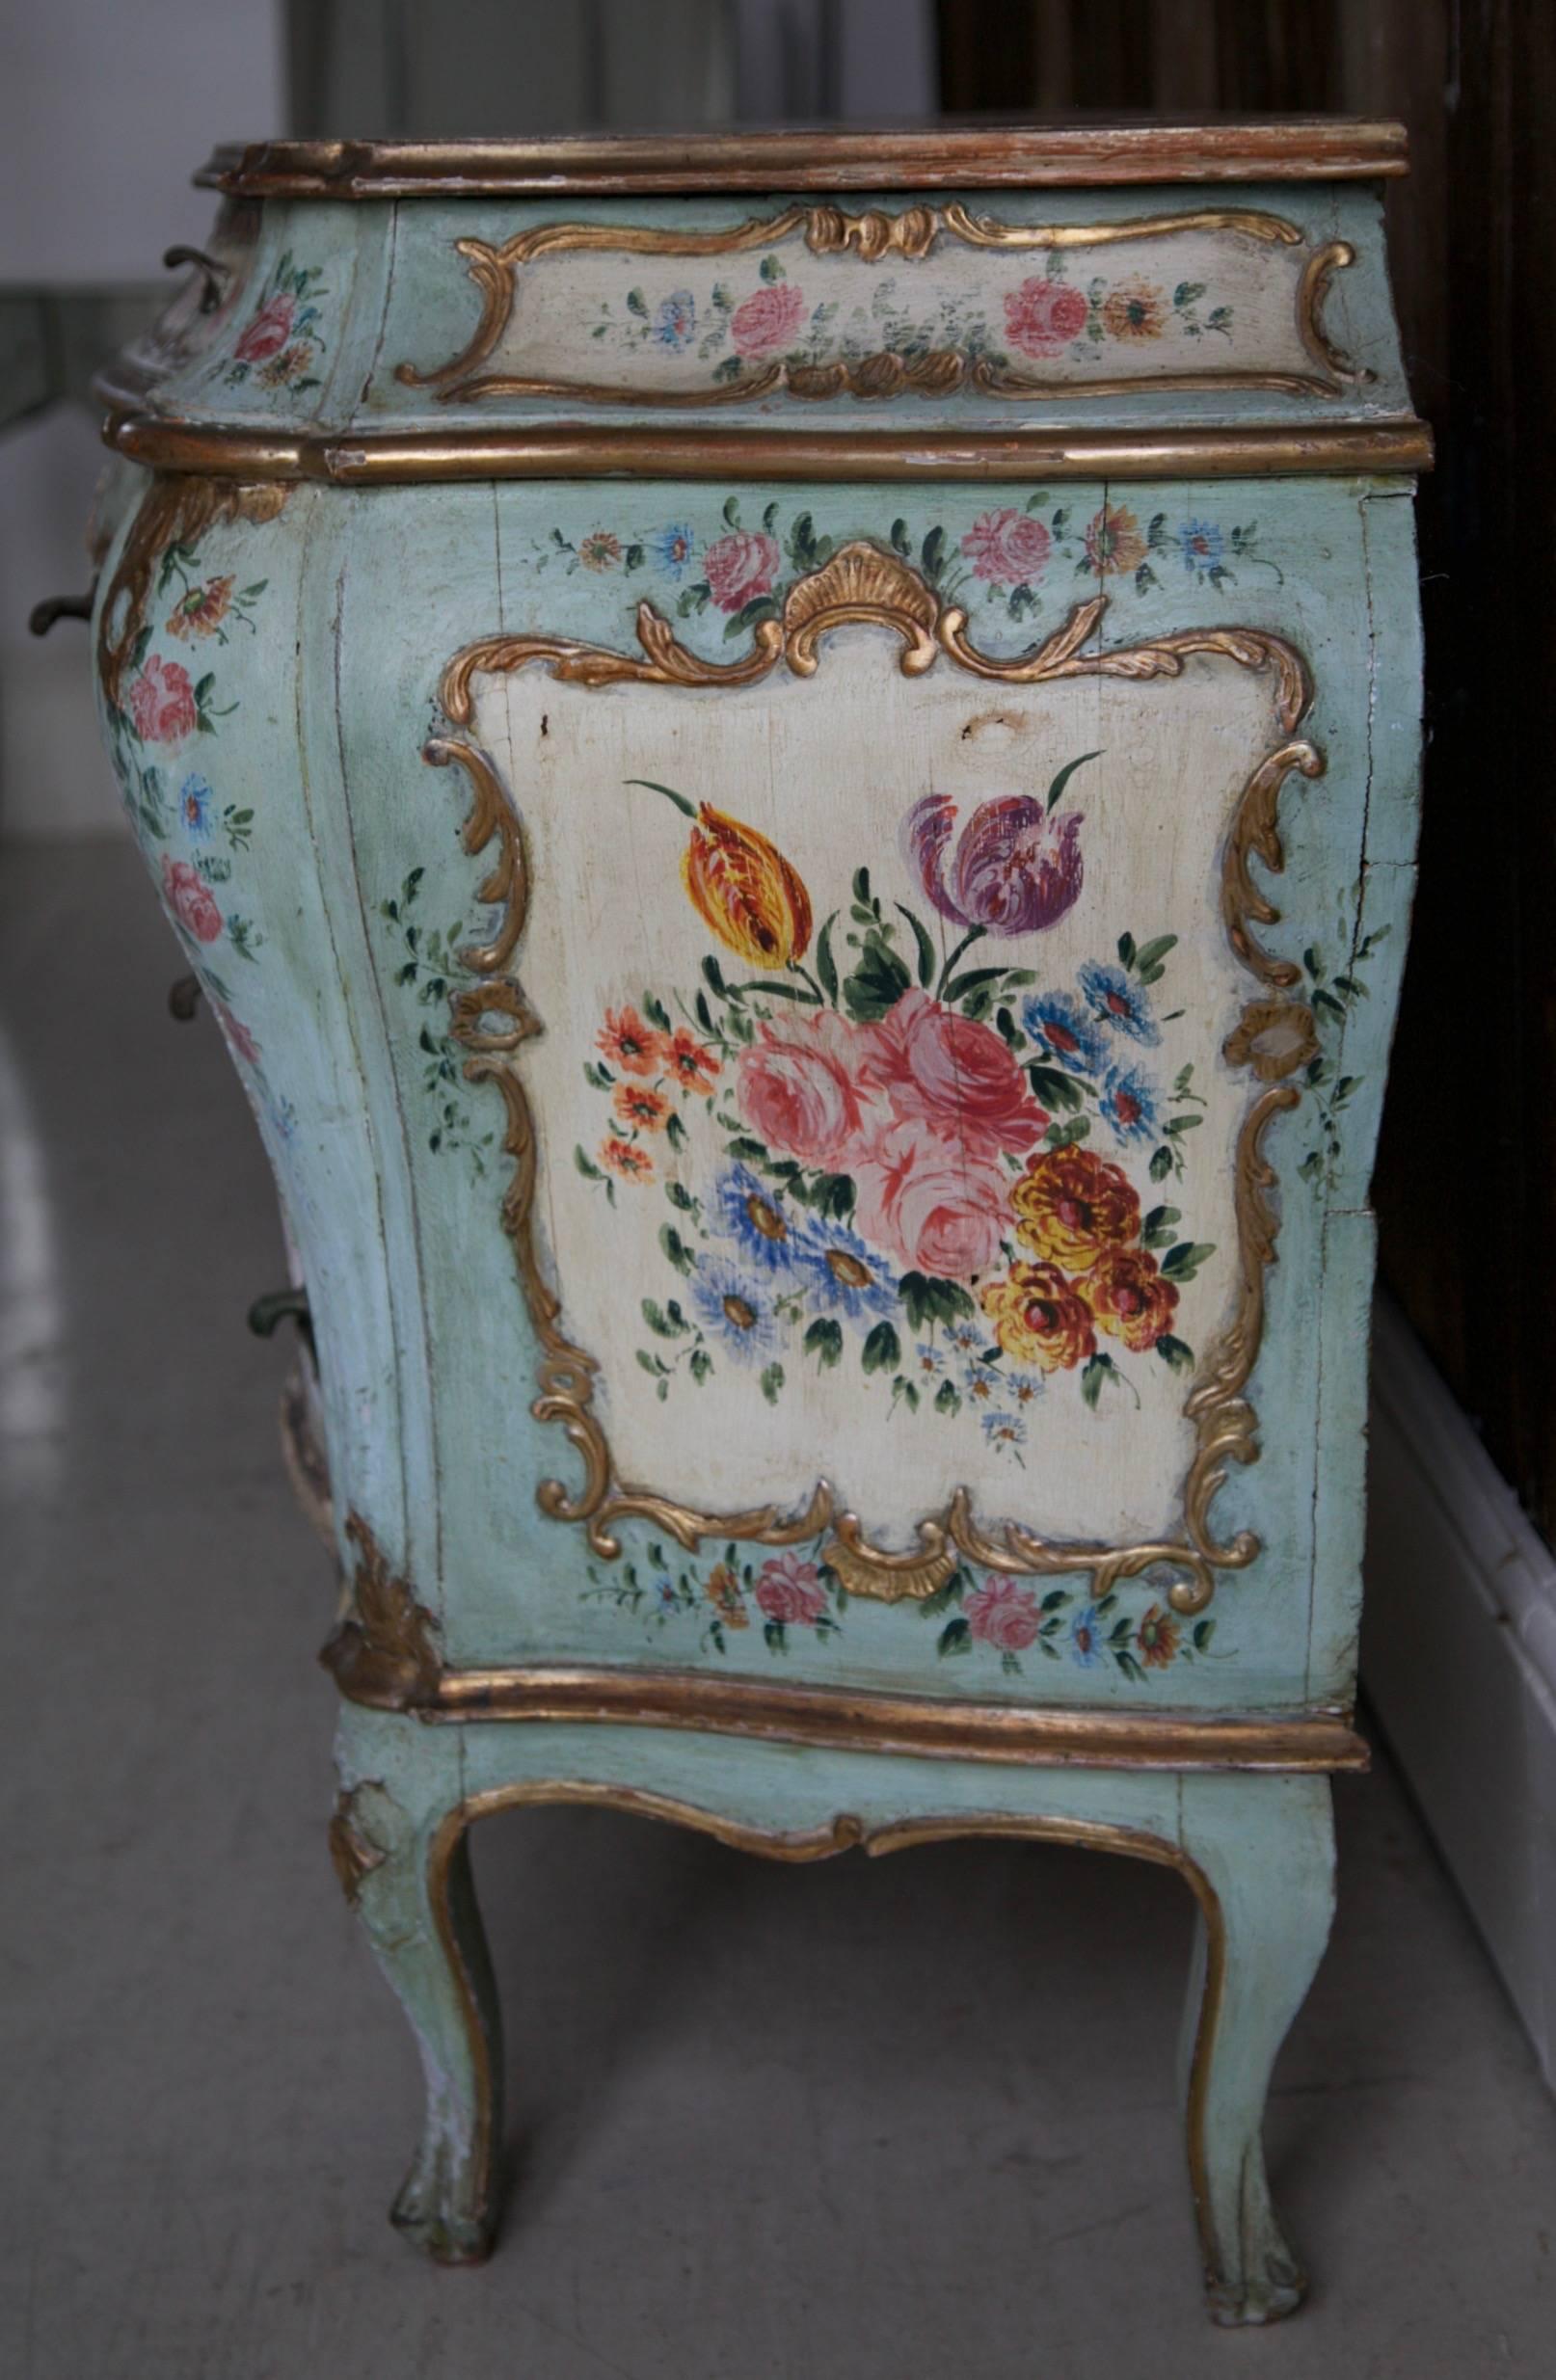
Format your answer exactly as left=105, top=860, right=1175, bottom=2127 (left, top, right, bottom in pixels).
left=4, top=837, right=1554, bottom=2380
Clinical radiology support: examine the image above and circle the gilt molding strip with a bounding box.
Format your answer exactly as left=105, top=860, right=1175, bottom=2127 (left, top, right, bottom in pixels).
left=425, top=540, right=1320, bottom=1618
left=396, top=202, right=1364, bottom=408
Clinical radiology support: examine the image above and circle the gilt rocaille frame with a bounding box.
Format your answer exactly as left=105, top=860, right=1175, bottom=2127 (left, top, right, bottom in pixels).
left=395, top=203, right=1363, bottom=409
left=423, top=539, right=1323, bottom=1621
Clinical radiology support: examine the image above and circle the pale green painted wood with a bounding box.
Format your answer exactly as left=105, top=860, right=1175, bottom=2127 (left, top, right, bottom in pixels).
left=92, top=159, right=1423, bottom=2320
left=337, top=1702, right=1335, bottom=2316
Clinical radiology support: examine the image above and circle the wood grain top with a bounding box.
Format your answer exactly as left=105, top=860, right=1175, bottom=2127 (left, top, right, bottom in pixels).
left=197, top=120, right=1408, bottom=200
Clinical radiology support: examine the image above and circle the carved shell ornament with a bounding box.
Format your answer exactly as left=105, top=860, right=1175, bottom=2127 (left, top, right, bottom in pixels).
left=424, top=540, right=1322, bottom=1620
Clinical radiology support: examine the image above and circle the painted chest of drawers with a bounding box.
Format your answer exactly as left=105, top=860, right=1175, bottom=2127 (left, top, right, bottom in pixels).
left=90, top=122, right=1428, bottom=2323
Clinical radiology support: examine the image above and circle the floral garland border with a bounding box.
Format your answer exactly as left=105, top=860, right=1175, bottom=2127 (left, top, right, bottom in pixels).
left=395, top=201, right=1363, bottom=409
left=426, top=541, right=1321, bottom=1616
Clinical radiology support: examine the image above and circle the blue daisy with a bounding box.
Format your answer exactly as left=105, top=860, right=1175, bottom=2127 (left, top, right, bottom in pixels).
left=913, top=1340, right=947, bottom=1378
left=1004, top=1370, right=1045, bottom=1410
left=650, top=521, right=697, bottom=576
left=1100, top=1061, right=1159, bottom=1145
left=688, top=1255, right=783, bottom=1366
left=981, top=1409, right=1027, bottom=1455
left=711, top=1163, right=802, bottom=1271
left=1069, top=1605, right=1107, bottom=1668
left=1179, top=519, right=1225, bottom=578
left=1020, top=989, right=1109, bottom=1075
left=946, top=1321, right=984, bottom=1358
left=178, top=774, right=215, bottom=838
left=792, top=1217, right=898, bottom=1323
left=652, top=291, right=696, bottom=347
left=963, top=1361, right=1004, bottom=1407
left=1078, top=960, right=1161, bottom=1047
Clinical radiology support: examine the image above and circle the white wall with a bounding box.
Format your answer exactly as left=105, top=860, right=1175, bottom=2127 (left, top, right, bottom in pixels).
left=0, top=0, right=283, bottom=839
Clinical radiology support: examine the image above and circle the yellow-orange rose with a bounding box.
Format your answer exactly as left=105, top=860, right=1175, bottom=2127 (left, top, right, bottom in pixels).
left=1010, top=1145, right=1140, bottom=1272
left=1077, top=1245, right=1179, bottom=1352
left=979, top=1259, right=1097, bottom=1373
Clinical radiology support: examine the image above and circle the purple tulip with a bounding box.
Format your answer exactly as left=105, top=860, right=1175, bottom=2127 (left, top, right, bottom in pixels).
left=904, top=782, right=1088, bottom=938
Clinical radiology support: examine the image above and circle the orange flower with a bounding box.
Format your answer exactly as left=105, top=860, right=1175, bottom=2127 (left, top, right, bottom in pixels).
left=1101, top=281, right=1165, bottom=340
left=979, top=1260, right=1097, bottom=1373
left=600, top=1136, right=653, bottom=1182
left=598, top=1005, right=665, bottom=1079
left=612, top=1082, right=672, bottom=1133
left=1137, top=1604, right=1180, bottom=1668
left=1011, top=1146, right=1140, bottom=1272
left=1084, top=504, right=1148, bottom=577
left=1076, top=1245, right=1179, bottom=1352
left=663, top=1027, right=721, bottom=1091
left=167, top=575, right=233, bottom=639
left=704, top=1563, right=749, bottom=1629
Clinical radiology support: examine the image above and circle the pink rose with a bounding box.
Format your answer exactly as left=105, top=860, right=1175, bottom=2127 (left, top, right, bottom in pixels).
left=755, top=1552, right=828, bottom=1626
left=234, top=292, right=295, bottom=363
left=1003, top=277, right=1087, bottom=358
left=960, top=507, right=1053, bottom=587
left=965, top=1577, right=1043, bottom=1652
left=737, top=1008, right=869, bottom=1169
left=851, top=1120, right=1010, bottom=1280
left=704, top=528, right=781, bottom=613
left=730, top=281, right=808, bottom=356
left=161, top=855, right=224, bottom=945
left=127, top=654, right=199, bottom=745
left=858, top=989, right=1047, bottom=1160
left=214, top=1003, right=260, bottom=1066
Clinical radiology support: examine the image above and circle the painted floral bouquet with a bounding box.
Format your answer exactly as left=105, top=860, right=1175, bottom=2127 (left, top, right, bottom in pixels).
left=576, top=762, right=1215, bottom=1453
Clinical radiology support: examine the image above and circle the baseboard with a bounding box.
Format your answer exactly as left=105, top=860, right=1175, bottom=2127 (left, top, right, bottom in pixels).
left=1365, top=1290, right=1556, bottom=2091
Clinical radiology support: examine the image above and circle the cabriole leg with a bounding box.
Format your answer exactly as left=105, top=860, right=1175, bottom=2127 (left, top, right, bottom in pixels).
left=1176, top=1773, right=1336, bottom=2326
left=329, top=1747, right=503, bottom=2263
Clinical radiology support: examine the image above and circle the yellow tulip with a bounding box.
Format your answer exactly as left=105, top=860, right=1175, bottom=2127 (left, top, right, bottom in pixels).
left=629, top=780, right=811, bottom=967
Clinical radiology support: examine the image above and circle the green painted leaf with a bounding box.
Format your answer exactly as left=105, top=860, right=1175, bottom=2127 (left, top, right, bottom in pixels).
left=1134, top=932, right=1178, bottom=975
left=895, top=902, right=937, bottom=989
left=934, top=1378, right=961, bottom=1416
left=1117, top=931, right=1138, bottom=970
left=941, top=964, right=1006, bottom=1004
left=861, top=1322, right=901, bottom=1376
left=1045, top=748, right=1103, bottom=813
left=659, top=1224, right=695, bottom=1275
left=1155, top=1333, right=1195, bottom=1374
left=641, top=1297, right=687, bottom=1339
left=842, top=934, right=911, bottom=1022
left=937, top=1616, right=973, bottom=1657
left=1149, top=1147, right=1174, bottom=1181
left=1081, top=1354, right=1111, bottom=1410
left=899, top=1272, right=976, bottom=1331
left=760, top=1362, right=785, bottom=1404
left=1161, top=1241, right=1215, bottom=1280
left=803, top=1317, right=844, bottom=1369
left=1027, top=1064, right=1086, bottom=1113
left=816, top=912, right=841, bottom=1004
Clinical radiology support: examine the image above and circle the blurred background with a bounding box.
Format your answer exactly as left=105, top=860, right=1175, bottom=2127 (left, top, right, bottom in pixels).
left=4, top=5, right=1554, bottom=2371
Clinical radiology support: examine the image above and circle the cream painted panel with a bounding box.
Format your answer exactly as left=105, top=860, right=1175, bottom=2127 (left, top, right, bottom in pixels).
left=472, top=633, right=1281, bottom=1550
left=461, top=212, right=1345, bottom=402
